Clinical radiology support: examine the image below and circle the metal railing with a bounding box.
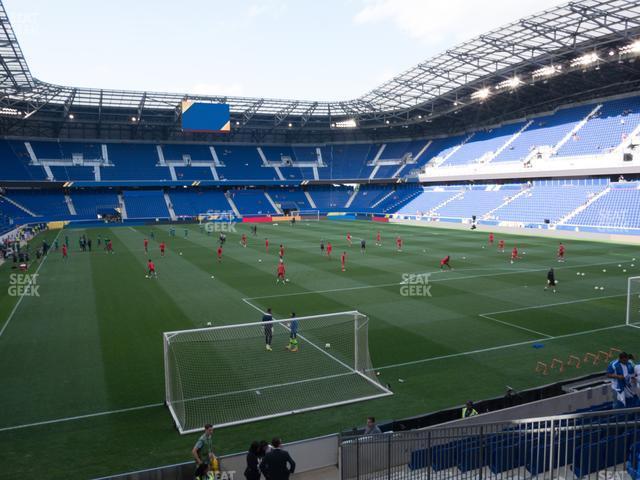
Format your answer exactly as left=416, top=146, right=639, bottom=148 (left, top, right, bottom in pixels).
left=340, top=407, right=640, bottom=479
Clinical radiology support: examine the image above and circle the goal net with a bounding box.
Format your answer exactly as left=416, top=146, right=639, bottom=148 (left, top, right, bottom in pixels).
left=626, top=276, right=640, bottom=327
left=298, top=209, right=320, bottom=221
left=163, top=311, right=391, bottom=434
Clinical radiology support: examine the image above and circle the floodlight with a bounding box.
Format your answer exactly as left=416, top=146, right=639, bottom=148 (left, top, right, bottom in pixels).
left=471, top=88, right=490, bottom=100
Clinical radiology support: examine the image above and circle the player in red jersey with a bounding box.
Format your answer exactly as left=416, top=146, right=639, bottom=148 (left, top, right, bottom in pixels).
left=62, top=243, right=68, bottom=259
left=396, top=236, right=403, bottom=252
left=147, top=259, right=157, bottom=278
left=279, top=244, right=284, bottom=258
left=159, top=241, right=166, bottom=257
left=241, top=233, right=247, bottom=248
left=510, top=246, right=519, bottom=264
left=376, top=231, right=381, bottom=246
left=341, top=251, right=347, bottom=272
left=265, top=238, right=269, bottom=253
left=489, top=233, right=494, bottom=245
left=557, top=242, right=565, bottom=262
left=498, top=239, right=505, bottom=252
left=347, top=233, right=352, bottom=247
left=440, top=255, right=452, bottom=270
left=326, top=242, right=333, bottom=258
left=144, top=238, right=149, bottom=254
left=106, top=240, right=113, bottom=254
left=217, top=245, right=223, bottom=263
left=276, top=259, right=286, bottom=284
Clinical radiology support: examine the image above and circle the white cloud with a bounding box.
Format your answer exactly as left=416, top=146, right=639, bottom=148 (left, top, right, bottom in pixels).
left=354, top=0, right=565, bottom=46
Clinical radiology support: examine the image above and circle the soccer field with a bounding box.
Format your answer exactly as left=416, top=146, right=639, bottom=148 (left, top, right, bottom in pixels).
left=1, top=220, right=639, bottom=479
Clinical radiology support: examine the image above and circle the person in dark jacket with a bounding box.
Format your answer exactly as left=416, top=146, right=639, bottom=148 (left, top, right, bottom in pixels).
left=259, top=438, right=295, bottom=480
left=244, top=441, right=262, bottom=480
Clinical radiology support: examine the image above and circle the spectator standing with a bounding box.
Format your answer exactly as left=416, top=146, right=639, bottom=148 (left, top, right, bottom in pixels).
left=462, top=400, right=478, bottom=418
left=244, top=441, right=262, bottom=480
left=192, top=424, right=216, bottom=479
left=260, top=438, right=295, bottom=480
left=364, top=416, right=382, bottom=435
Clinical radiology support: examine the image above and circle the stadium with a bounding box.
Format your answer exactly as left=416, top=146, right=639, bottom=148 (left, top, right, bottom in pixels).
left=3, top=0, right=640, bottom=478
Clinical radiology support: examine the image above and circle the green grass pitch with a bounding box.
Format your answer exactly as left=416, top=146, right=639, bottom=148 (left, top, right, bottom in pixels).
left=0, top=220, right=639, bottom=479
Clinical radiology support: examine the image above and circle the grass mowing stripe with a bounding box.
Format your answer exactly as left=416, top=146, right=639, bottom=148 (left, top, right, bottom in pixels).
left=376, top=324, right=630, bottom=371
left=245, top=260, right=627, bottom=301
left=0, top=229, right=61, bottom=340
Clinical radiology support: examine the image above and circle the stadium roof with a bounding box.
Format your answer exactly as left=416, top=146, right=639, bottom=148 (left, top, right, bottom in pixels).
left=0, top=0, right=640, bottom=142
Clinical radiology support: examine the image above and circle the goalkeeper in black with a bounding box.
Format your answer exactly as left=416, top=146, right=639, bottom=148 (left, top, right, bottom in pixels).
left=545, top=268, right=557, bottom=293
left=263, top=308, right=274, bottom=351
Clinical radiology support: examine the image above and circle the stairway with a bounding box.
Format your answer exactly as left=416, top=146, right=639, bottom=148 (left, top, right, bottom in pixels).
left=0, top=195, right=37, bottom=217
left=225, top=192, right=241, bottom=217
left=482, top=187, right=531, bottom=220
left=557, top=186, right=611, bottom=225
left=65, top=194, right=77, bottom=216
left=163, top=192, right=177, bottom=221
left=264, top=191, right=283, bottom=214
left=118, top=193, right=128, bottom=220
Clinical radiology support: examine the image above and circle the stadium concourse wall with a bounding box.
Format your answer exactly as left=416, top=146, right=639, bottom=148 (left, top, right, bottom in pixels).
left=93, top=376, right=615, bottom=480
left=389, top=216, right=640, bottom=246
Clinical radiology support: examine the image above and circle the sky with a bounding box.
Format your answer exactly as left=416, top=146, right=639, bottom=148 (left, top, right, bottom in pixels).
left=5, top=0, right=565, bottom=101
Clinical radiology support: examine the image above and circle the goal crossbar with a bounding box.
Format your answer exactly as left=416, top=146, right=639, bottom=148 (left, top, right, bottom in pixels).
left=163, top=310, right=392, bottom=433
left=626, top=276, right=640, bottom=326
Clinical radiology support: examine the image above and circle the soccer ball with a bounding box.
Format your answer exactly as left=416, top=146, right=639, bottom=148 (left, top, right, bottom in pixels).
left=145, top=275, right=149, bottom=278
left=258, top=259, right=262, bottom=263
left=179, top=252, right=183, bottom=256
left=618, top=264, right=622, bottom=268
left=211, top=275, right=215, bottom=279
left=325, top=343, right=331, bottom=349
left=285, top=278, right=290, bottom=282
left=602, top=269, right=607, bottom=273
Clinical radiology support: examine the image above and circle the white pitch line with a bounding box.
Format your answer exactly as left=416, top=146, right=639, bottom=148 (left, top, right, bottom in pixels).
left=0, top=230, right=61, bottom=340
left=375, top=324, right=631, bottom=371
left=478, top=313, right=553, bottom=338
left=480, top=293, right=627, bottom=317
left=0, top=402, right=164, bottom=433
left=245, top=260, right=625, bottom=301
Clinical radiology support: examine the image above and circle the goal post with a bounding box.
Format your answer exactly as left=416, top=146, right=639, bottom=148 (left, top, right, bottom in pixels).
left=627, top=276, right=640, bottom=327
left=298, top=209, right=320, bottom=221
left=163, top=311, right=392, bottom=434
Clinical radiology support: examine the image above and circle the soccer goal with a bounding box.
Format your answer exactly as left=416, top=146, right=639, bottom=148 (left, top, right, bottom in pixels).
left=298, top=209, right=320, bottom=221
left=163, top=311, right=391, bottom=434
left=626, top=276, right=640, bottom=327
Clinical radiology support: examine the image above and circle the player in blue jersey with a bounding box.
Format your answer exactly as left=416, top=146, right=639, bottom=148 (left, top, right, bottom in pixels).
left=607, top=352, right=637, bottom=408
